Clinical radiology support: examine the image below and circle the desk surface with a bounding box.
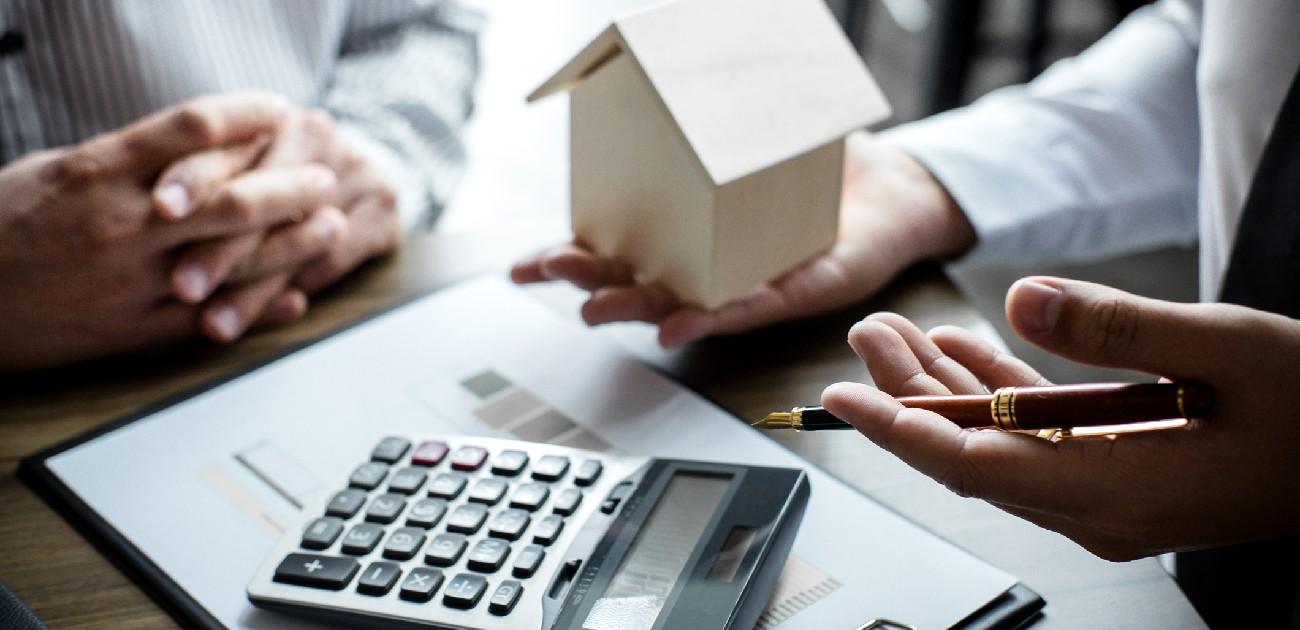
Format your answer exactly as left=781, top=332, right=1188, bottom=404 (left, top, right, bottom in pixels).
left=0, top=231, right=1205, bottom=629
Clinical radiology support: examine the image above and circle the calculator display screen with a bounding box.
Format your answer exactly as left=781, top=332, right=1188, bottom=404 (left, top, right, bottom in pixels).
left=581, top=473, right=732, bottom=630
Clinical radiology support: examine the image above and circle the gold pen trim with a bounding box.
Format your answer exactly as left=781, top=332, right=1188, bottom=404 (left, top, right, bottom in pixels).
left=991, top=387, right=1019, bottom=431
left=1176, top=384, right=1187, bottom=419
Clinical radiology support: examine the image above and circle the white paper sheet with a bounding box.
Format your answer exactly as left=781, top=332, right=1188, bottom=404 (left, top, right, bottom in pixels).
left=48, top=277, right=1016, bottom=629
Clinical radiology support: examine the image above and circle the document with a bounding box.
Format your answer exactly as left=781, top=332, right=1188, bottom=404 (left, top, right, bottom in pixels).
left=47, top=277, right=1017, bottom=628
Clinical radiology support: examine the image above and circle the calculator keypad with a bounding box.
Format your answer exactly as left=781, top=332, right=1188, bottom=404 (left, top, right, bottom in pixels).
left=269, top=437, right=616, bottom=620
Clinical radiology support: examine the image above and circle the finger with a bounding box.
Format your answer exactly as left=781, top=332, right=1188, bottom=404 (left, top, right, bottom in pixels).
left=821, top=382, right=1093, bottom=514
left=538, top=245, right=636, bottom=291
left=847, top=319, right=952, bottom=396
left=227, top=207, right=347, bottom=284
left=657, top=285, right=791, bottom=348
left=866, top=313, right=986, bottom=394
left=255, top=289, right=309, bottom=327
left=200, top=274, right=291, bottom=343
left=1004, top=277, right=1245, bottom=380
left=294, top=194, right=400, bottom=294
left=165, top=165, right=337, bottom=243
left=928, top=325, right=1052, bottom=389
left=258, top=108, right=335, bottom=168
left=580, top=285, right=679, bottom=325
left=152, top=136, right=270, bottom=219
left=170, top=233, right=260, bottom=304
left=111, top=92, right=289, bottom=175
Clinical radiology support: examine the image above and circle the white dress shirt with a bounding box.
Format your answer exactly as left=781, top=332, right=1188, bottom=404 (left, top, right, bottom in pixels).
left=0, top=0, right=480, bottom=230
left=884, top=0, right=1300, bottom=300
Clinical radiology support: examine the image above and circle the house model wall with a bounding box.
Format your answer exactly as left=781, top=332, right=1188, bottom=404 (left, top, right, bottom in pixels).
left=529, top=0, right=891, bottom=309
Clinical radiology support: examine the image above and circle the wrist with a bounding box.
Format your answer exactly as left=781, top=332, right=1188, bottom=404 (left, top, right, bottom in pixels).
left=890, top=147, right=976, bottom=262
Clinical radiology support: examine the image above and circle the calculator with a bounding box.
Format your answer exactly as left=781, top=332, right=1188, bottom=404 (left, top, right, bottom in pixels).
left=247, top=435, right=810, bottom=629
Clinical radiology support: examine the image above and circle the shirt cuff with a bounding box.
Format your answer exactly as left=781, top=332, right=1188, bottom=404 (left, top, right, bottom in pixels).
left=335, top=123, right=431, bottom=232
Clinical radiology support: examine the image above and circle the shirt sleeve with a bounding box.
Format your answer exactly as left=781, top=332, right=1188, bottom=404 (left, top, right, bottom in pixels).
left=321, top=0, right=482, bottom=231
left=882, top=0, right=1203, bottom=268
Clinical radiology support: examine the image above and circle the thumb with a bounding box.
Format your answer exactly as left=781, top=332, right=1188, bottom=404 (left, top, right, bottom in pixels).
left=1004, top=276, right=1240, bottom=380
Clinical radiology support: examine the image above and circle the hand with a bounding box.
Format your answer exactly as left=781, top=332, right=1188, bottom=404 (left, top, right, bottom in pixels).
left=0, top=93, right=310, bottom=371
left=152, top=108, right=400, bottom=341
left=821, top=277, right=1300, bottom=560
left=512, top=132, right=976, bottom=346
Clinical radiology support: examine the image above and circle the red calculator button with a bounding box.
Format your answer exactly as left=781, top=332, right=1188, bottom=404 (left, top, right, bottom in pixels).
left=450, top=446, right=488, bottom=471
left=412, top=441, right=450, bottom=467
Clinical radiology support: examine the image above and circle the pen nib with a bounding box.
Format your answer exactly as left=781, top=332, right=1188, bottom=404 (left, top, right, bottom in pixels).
left=752, top=412, right=795, bottom=430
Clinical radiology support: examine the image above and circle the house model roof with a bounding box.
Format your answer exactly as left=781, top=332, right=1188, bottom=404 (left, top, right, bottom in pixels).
left=529, top=0, right=891, bottom=185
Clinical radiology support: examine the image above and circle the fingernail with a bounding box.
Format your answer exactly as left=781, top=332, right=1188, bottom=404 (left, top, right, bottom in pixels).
left=157, top=183, right=190, bottom=218
left=1013, top=280, right=1063, bottom=335
left=209, top=306, right=241, bottom=341
left=311, top=213, right=339, bottom=242
left=174, top=264, right=210, bottom=302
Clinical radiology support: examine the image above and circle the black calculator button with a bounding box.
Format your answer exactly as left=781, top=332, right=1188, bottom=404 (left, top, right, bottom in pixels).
left=573, top=459, right=603, bottom=486
left=531, top=455, right=570, bottom=482
left=365, top=493, right=407, bottom=524
left=357, top=561, right=402, bottom=596
left=491, top=449, right=529, bottom=476
left=425, top=533, right=467, bottom=566
left=553, top=488, right=582, bottom=516
left=488, top=508, right=531, bottom=541
left=510, top=482, right=550, bottom=512
left=406, top=498, right=448, bottom=528
left=383, top=527, right=427, bottom=561
left=488, top=580, right=523, bottom=615
left=443, top=573, right=488, bottom=609
left=428, top=472, right=468, bottom=499
left=446, top=503, right=488, bottom=534
left=467, top=478, right=508, bottom=505
left=399, top=567, right=445, bottom=603
left=387, top=467, right=428, bottom=495
left=467, top=538, right=511, bottom=573
left=601, top=481, right=634, bottom=514
left=349, top=462, right=389, bottom=490
left=274, top=553, right=359, bottom=590
left=371, top=437, right=411, bottom=463
left=450, top=446, right=489, bottom=471
left=301, top=517, right=344, bottom=550
left=533, top=515, right=564, bottom=546
left=411, top=440, right=450, bottom=467
left=341, top=523, right=385, bottom=555
left=326, top=488, right=368, bottom=518
left=512, top=545, right=545, bottom=578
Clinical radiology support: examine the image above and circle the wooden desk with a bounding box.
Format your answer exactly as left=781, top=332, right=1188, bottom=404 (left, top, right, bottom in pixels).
left=0, top=230, right=1205, bottom=629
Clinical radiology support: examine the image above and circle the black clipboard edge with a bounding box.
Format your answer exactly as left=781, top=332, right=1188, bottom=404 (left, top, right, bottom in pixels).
left=19, top=276, right=1045, bottom=629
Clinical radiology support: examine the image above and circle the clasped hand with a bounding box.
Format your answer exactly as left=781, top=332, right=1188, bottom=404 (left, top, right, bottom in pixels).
left=0, top=92, right=400, bottom=371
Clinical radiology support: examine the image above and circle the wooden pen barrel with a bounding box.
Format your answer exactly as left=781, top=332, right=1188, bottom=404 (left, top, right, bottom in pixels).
left=897, top=382, right=1212, bottom=431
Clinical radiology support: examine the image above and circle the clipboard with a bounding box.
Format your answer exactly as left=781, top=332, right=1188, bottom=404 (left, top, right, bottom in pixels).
left=20, top=276, right=1044, bottom=629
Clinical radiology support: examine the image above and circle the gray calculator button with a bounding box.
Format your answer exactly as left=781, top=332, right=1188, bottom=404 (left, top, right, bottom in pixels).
left=443, top=573, right=488, bottom=609
left=509, top=482, right=550, bottom=512
left=553, top=488, right=582, bottom=516
left=383, top=527, right=427, bottom=561
left=574, top=459, right=603, bottom=486
left=357, top=561, right=402, bottom=596
left=301, top=517, right=344, bottom=550
left=512, top=545, right=545, bottom=578
left=365, top=493, right=406, bottom=524
left=533, top=515, right=564, bottom=546
left=467, top=478, right=508, bottom=505
left=488, top=508, right=531, bottom=541
left=531, top=455, right=570, bottom=482
left=399, top=567, right=445, bottom=602
left=446, top=503, right=488, bottom=534
left=489, top=580, right=523, bottom=615
left=387, top=467, right=428, bottom=495
left=273, top=553, right=359, bottom=590
left=326, top=488, right=367, bottom=518
left=341, top=523, right=384, bottom=555
left=428, top=472, right=468, bottom=499
left=371, top=437, right=411, bottom=464
left=406, top=498, right=448, bottom=528
left=349, top=462, right=389, bottom=490
left=425, top=533, right=467, bottom=566
left=467, top=538, right=511, bottom=573
left=491, top=449, right=529, bottom=476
